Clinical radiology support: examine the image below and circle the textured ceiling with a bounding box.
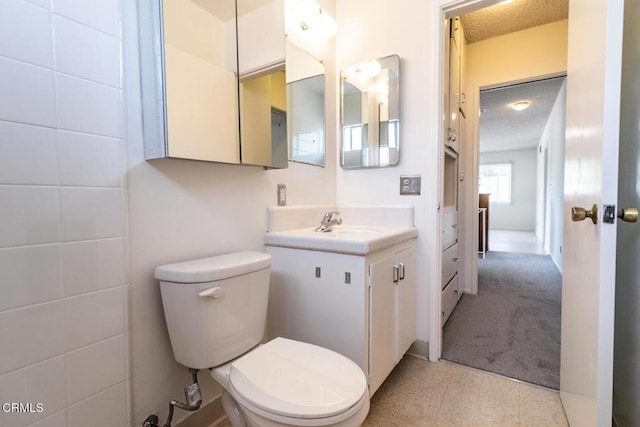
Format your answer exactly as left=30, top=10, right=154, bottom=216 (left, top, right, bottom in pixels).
left=460, top=0, right=569, bottom=44
left=479, top=77, right=565, bottom=153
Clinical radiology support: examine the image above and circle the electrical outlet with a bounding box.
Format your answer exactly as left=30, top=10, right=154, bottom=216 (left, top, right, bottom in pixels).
left=400, top=175, right=421, bottom=195
left=277, top=184, right=286, bottom=206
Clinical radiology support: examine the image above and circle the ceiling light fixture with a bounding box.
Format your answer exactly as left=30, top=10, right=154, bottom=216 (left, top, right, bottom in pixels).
left=511, top=101, right=530, bottom=111
left=499, top=0, right=515, bottom=5
left=287, top=0, right=337, bottom=41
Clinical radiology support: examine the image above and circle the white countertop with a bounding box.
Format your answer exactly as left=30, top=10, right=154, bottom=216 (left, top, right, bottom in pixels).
left=264, top=225, right=418, bottom=255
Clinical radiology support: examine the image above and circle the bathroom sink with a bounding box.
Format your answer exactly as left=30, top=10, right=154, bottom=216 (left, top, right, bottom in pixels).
left=264, top=225, right=417, bottom=255
left=318, top=225, right=382, bottom=235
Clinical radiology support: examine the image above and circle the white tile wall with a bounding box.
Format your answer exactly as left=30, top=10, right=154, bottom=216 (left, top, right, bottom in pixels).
left=62, top=238, right=127, bottom=297
left=0, top=245, right=62, bottom=311
left=0, top=58, right=56, bottom=127
left=53, top=16, right=120, bottom=87
left=0, top=0, right=129, bottom=425
left=56, top=74, right=123, bottom=138
left=66, top=335, right=126, bottom=404
left=67, top=382, right=128, bottom=427
left=64, top=287, right=125, bottom=350
left=0, top=301, right=66, bottom=375
left=0, top=122, right=58, bottom=185
left=0, top=0, right=53, bottom=68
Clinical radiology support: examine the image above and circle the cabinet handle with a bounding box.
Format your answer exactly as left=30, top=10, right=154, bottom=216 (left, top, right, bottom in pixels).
left=452, top=257, right=458, bottom=262
left=448, top=128, right=457, bottom=142
left=393, top=265, right=399, bottom=283
left=398, top=263, right=405, bottom=280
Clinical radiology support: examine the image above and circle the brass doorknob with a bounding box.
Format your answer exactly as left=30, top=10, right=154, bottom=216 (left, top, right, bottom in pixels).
left=618, top=207, right=639, bottom=223
left=571, top=204, right=598, bottom=224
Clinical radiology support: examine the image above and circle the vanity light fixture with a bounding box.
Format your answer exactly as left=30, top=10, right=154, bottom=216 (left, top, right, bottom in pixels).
left=511, top=101, right=530, bottom=111
left=499, top=0, right=515, bottom=4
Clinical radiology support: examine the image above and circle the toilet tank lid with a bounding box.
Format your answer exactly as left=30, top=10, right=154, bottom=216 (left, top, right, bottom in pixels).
left=154, top=251, right=271, bottom=283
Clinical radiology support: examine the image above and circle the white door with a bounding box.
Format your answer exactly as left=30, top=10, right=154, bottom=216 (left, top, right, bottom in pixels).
left=560, top=0, right=624, bottom=425
left=612, top=0, right=640, bottom=423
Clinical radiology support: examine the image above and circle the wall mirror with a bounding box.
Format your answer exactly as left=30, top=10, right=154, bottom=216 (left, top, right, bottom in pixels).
left=237, top=0, right=288, bottom=168
left=340, top=54, right=400, bottom=169
left=138, top=0, right=289, bottom=168
left=286, top=41, right=326, bottom=166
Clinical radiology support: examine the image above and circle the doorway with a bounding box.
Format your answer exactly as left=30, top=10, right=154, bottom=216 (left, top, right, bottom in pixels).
left=443, top=77, right=567, bottom=388
left=437, top=0, right=569, bottom=389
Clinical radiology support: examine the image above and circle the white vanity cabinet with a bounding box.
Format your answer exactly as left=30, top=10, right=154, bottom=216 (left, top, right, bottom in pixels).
left=266, top=240, right=416, bottom=396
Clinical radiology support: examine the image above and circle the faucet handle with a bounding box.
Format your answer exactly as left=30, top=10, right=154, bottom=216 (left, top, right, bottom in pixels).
left=323, top=211, right=340, bottom=220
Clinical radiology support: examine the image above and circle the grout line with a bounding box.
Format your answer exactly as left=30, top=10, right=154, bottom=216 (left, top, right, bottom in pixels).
left=429, top=360, right=456, bottom=424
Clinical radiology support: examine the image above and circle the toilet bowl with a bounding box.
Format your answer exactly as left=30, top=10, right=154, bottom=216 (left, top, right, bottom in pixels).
left=155, top=252, right=370, bottom=427
left=212, top=337, right=369, bottom=427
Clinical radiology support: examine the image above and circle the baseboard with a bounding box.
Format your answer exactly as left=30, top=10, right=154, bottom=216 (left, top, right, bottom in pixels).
left=406, top=340, right=428, bottom=360
left=175, top=396, right=226, bottom=427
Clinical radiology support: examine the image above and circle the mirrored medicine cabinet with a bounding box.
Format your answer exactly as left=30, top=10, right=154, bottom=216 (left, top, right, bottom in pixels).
left=286, top=41, right=325, bottom=167
left=340, top=55, right=400, bottom=169
left=137, top=0, right=329, bottom=169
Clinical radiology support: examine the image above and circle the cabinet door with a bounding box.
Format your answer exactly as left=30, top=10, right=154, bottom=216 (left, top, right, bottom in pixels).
left=369, top=255, right=396, bottom=395
left=442, top=274, right=459, bottom=326
left=441, top=243, right=458, bottom=290
left=396, top=246, right=416, bottom=361
left=447, top=34, right=460, bottom=153
left=442, top=210, right=459, bottom=250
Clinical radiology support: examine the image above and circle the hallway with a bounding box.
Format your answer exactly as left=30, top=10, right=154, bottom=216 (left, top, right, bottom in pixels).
left=490, top=229, right=546, bottom=254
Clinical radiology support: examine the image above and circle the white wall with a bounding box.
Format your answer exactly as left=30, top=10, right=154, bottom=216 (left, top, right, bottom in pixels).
left=537, top=79, right=567, bottom=270
left=0, top=0, right=130, bottom=426
left=123, top=1, right=338, bottom=425
left=479, top=148, right=538, bottom=231
left=336, top=0, right=439, bottom=344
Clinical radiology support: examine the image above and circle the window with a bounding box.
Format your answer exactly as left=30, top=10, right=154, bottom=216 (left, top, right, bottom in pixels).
left=342, top=124, right=363, bottom=151
left=479, top=162, right=512, bottom=204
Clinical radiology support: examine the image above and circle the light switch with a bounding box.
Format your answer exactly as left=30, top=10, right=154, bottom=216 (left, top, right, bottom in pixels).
left=277, top=184, right=286, bottom=206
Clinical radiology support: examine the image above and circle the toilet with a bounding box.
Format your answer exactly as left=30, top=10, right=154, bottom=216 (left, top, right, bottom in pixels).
left=155, top=251, right=370, bottom=427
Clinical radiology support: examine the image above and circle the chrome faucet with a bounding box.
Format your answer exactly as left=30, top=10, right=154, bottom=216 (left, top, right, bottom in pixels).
left=315, top=211, right=342, bottom=232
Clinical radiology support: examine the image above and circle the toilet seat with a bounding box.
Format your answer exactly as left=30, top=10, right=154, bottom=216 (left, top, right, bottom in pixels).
left=221, top=337, right=368, bottom=421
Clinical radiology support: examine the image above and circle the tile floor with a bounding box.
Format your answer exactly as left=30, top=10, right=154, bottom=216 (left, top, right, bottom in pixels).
left=210, top=355, right=568, bottom=427
left=489, top=229, right=546, bottom=255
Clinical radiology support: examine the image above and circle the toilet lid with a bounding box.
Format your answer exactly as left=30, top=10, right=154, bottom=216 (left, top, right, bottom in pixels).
left=229, top=337, right=367, bottom=419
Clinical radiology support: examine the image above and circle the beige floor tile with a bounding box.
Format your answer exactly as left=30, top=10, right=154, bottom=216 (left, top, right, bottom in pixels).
left=363, top=357, right=456, bottom=426
left=433, top=364, right=521, bottom=426
left=206, top=357, right=569, bottom=427
left=518, top=383, right=568, bottom=427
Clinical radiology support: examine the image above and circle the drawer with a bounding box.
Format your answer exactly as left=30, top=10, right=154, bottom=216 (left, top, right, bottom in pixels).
left=441, top=243, right=458, bottom=289
left=441, top=274, right=458, bottom=326
left=442, top=211, right=458, bottom=250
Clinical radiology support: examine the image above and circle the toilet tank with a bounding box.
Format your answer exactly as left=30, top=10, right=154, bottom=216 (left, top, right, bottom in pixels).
left=155, top=251, right=271, bottom=369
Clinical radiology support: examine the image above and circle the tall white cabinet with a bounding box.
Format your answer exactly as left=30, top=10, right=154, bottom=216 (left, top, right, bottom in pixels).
left=441, top=17, right=466, bottom=326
